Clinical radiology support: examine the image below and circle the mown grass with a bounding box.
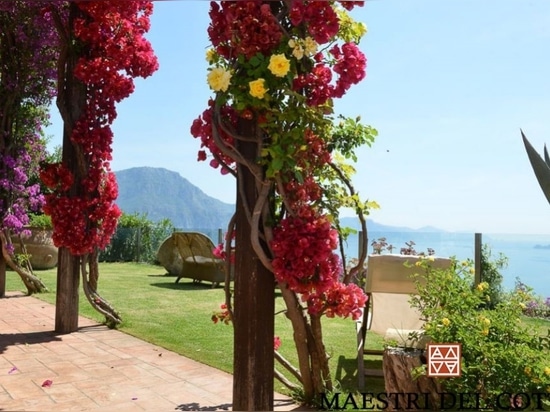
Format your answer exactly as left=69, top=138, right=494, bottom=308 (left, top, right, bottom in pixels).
left=9, top=264, right=548, bottom=408
left=5, top=262, right=386, bottom=396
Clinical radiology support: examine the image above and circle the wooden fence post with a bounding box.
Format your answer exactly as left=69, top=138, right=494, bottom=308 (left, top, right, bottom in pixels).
left=474, top=233, right=482, bottom=285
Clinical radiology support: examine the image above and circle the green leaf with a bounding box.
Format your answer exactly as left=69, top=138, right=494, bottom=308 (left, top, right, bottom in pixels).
left=521, top=130, right=550, bottom=206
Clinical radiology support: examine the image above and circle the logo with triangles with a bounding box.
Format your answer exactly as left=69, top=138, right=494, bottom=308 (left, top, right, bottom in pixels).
left=427, top=343, right=461, bottom=377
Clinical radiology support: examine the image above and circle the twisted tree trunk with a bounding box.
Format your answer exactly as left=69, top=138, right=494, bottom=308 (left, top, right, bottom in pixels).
left=81, top=251, right=121, bottom=326
left=0, top=230, right=47, bottom=295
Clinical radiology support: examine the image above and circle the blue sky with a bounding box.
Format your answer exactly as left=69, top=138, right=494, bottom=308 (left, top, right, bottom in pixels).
left=45, top=0, right=550, bottom=234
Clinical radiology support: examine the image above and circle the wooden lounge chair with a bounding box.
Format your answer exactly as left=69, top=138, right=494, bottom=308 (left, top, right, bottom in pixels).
left=356, top=254, right=452, bottom=390
left=171, top=232, right=230, bottom=287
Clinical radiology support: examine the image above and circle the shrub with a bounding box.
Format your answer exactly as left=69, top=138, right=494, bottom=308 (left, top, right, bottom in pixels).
left=410, top=258, right=550, bottom=410
left=480, top=243, right=507, bottom=309
left=99, top=213, right=174, bottom=263
left=515, top=278, right=550, bottom=320
left=27, top=213, right=52, bottom=229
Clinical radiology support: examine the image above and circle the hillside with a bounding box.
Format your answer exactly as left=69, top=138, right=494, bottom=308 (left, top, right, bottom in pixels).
left=115, top=167, right=234, bottom=229
left=114, top=166, right=444, bottom=233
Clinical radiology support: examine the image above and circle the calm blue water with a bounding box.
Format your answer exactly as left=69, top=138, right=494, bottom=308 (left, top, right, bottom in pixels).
left=344, top=231, right=550, bottom=299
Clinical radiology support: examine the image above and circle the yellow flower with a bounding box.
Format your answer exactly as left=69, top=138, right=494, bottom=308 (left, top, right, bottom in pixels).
left=427, top=256, right=435, bottom=262
left=288, top=39, right=304, bottom=60
left=544, top=367, right=550, bottom=376
left=477, top=282, right=489, bottom=292
left=469, top=268, right=475, bottom=274
left=304, top=36, right=318, bottom=56
left=249, top=78, right=268, bottom=99
left=268, top=54, right=290, bottom=77
left=524, top=366, right=532, bottom=376
left=205, top=48, right=216, bottom=64
left=478, top=316, right=490, bottom=326
left=207, top=67, right=232, bottom=92
left=442, top=318, right=451, bottom=327
left=415, top=261, right=422, bottom=267
left=481, top=328, right=489, bottom=336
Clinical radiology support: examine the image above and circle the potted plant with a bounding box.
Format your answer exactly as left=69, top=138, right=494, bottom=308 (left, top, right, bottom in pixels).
left=14, top=213, right=57, bottom=270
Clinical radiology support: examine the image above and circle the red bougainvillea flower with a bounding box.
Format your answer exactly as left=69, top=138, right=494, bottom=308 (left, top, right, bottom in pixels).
left=208, top=1, right=283, bottom=59
left=304, top=282, right=368, bottom=320
left=43, top=1, right=158, bottom=255
left=271, top=208, right=341, bottom=294
left=274, top=336, right=282, bottom=351
left=190, top=99, right=237, bottom=174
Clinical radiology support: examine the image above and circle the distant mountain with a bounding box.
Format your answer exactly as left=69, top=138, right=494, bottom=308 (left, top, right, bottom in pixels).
left=114, top=166, right=444, bottom=233
left=115, top=167, right=234, bottom=229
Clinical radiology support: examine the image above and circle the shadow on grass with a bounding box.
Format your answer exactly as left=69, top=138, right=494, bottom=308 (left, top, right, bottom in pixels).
left=149, top=279, right=224, bottom=291
left=334, top=355, right=385, bottom=393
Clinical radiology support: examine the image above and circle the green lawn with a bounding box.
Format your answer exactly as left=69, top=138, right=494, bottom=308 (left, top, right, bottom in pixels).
left=5, top=262, right=386, bottom=396
left=9, top=263, right=548, bottom=407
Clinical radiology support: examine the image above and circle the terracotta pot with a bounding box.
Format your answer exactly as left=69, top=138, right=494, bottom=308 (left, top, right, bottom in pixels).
left=14, top=227, right=58, bottom=270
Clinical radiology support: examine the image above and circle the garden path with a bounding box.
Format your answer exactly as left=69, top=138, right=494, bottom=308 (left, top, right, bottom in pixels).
left=0, top=291, right=306, bottom=411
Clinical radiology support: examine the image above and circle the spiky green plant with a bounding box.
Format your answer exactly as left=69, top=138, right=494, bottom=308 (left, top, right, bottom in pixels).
left=522, top=130, right=550, bottom=204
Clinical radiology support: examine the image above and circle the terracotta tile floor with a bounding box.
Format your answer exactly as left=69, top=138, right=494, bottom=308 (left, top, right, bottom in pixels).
left=0, top=292, right=306, bottom=411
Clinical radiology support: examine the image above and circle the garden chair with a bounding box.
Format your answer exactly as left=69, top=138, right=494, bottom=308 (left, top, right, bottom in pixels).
left=171, top=232, right=230, bottom=287
left=356, top=254, right=452, bottom=390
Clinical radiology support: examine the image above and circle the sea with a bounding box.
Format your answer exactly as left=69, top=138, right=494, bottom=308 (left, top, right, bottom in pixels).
left=197, top=227, right=550, bottom=299
left=344, top=231, right=550, bottom=299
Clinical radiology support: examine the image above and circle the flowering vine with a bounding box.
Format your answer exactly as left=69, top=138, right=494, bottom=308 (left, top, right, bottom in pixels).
left=192, top=0, right=377, bottom=401
left=0, top=2, right=58, bottom=295
left=42, top=1, right=158, bottom=323
left=44, top=1, right=158, bottom=257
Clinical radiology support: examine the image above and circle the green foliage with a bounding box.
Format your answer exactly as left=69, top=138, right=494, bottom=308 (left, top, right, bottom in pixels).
left=330, top=115, right=377, bottom=162
left=522, top=131, right=550, bottom=205
left=28, top=213, right=52, bottom=229
left=410, top=258, right=550, bottom=410
left=480, top=243, right=507, bottom=309
left=99, top=213, right=174, bottom=263
left=13, top=252, right=32, bottom=267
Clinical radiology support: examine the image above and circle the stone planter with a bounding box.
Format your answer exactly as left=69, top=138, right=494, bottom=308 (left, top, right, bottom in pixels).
left=14, top=227, right=58, bottom=270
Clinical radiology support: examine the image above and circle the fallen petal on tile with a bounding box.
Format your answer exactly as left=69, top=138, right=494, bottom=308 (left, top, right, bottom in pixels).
left=8, top=366, right=17, bottom=374
left=132, top=397, right=138, bottom=401
left=41, top=379, right=53, bottom=388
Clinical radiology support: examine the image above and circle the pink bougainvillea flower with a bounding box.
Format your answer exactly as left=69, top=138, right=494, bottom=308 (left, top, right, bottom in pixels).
left=274, top=336, right=282, bottom=351
left=41, top=379, right=53, bottom=388
left=8, top=366, right=17, bottom=374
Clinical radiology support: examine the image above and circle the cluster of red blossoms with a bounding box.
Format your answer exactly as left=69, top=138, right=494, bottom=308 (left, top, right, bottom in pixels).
left=271, top=207, right=341, bottom=295
left=190, top=99, right=237, bottom=174
left=197, top=1, right=369, bottom=320
left=208, top=1, right=283, bottom=59
left=211, top=303, right=232, bottom=325
left=293, top=42, right=366, bottom=106
left=282, top=130, right=329, bottom=208
left=304, top=282, right=367, bottom=320
left=42, top=1, right=158, bottom=255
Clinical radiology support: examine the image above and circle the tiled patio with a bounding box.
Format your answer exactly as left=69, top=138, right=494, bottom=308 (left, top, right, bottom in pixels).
left=0, top=291, right=305, bottom=411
